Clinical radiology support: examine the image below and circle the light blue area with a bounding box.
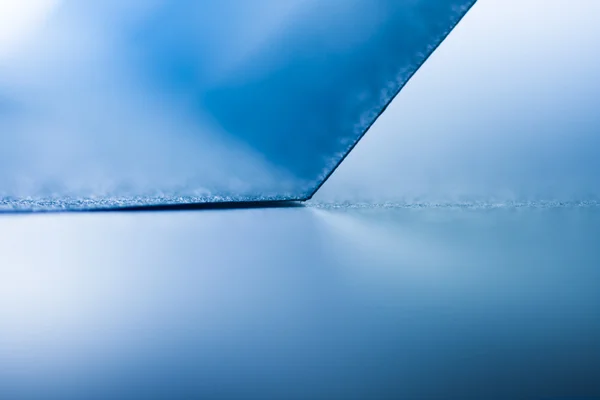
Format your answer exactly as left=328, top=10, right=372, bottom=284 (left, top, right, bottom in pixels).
left=316, top=0, right=600, bottom=203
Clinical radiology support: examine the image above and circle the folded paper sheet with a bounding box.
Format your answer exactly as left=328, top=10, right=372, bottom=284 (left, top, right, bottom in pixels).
left=0, top=0, right=476, bottom=211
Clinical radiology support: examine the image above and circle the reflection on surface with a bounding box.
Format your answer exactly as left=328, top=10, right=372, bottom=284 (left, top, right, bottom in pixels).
left=1, top=205, right=599, bottom=399
left=0, top=0, right=475, bottom=210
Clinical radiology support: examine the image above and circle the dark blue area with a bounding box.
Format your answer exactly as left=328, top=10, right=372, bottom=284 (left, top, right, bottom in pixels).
left=130, top=0, right=476, bottom=194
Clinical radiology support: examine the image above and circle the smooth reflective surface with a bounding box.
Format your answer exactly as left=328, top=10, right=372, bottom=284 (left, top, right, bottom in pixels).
left=0, top=0, right=475, bottom=211
left=1, top=204, right=599, bottom=399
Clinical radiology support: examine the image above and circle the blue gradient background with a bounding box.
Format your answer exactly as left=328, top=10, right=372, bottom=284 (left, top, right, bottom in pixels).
left=1, top=0, right=600, bottom=399
left=316, top=0, right=600, bottom=203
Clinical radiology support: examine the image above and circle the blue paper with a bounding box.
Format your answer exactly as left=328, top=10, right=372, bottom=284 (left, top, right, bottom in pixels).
left=0, top=0, right=476, bottom=211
